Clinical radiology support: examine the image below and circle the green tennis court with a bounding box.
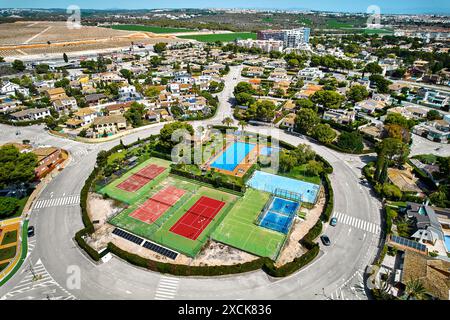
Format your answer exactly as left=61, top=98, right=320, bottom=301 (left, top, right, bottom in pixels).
left=212, top=188, right=286, bottom=260
left=150, top=186, right=237, bottom=257
left=98, top=157, right=172, bottom=204
left=109, top=174, right=238, bottom=257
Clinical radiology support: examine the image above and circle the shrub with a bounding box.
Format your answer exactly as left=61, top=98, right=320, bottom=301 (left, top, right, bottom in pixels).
left=382, top=183, right=402, bottom=200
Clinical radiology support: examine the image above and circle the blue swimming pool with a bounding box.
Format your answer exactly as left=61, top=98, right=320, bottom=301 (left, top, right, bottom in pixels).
left=210, top=142, right=255, bottom=172
left=445, top=235, right=450, bottom=253
left=247, top=171, right=320, bottom=204
left=259, top=197, right=299, bottom=234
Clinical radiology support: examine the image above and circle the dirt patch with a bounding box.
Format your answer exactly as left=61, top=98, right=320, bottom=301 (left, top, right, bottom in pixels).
left=87, top=192, right=123, bottom=229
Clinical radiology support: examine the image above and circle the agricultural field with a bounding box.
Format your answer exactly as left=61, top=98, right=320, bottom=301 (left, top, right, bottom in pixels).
left=178, top=32, right=257, bottom=42
left=109, top=25, right=197, bottom=33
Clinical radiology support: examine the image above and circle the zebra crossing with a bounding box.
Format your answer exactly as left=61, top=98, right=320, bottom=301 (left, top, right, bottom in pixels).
left=27, top=239, right=36, bottom=258
left=0, top=259, right=76, bottom=300
left=332, top=212, right=381, bottom=235
left=33, top=195, right=80, bottom=210
left=154, top=276, right=179, bottom=300
left=330, top=270, right=365, bottom=300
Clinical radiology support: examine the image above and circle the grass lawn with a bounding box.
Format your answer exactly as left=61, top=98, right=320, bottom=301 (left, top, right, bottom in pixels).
left=1, top=230, right=17, bottom=246
left=212, top=188, right=285, bottom=260
left=361, top=28, right=394, bottom=34
left=178, top=32, right=257, bottom=42
left=98, top=157, right=172, bottom=204
left=107, top=150, right=127, bottom=165
left=109, top=25, right=196, bottom=33
left=109, top=176, right=238, bottom=257
left=326, top=19, right=354, bottom=29
left=0, top=246, right=16, bottom=261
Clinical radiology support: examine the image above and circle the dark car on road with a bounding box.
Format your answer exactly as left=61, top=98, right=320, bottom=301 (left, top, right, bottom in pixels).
left=27, top=226, right=35, bottom=237
left=320, top=235, right=331, bottom=246
left=330, top=217, right=338, bottom=226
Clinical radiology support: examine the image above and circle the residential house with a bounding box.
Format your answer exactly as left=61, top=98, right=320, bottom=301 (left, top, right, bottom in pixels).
left=45, top=87, right=67, bottom=101
left=146, top=110, right=161, bottom=122
left=65, top=107, right=97, bottom=128
left=280, top=113, right=296, bottom=131
left=355, top=99, right=386, bottom=115
left=244, top=66, right=265, bottom=77
left=0, top=96, right=22, bottom=114
left=387, top=105, right=428, bottom=120
left=400, top=250, right=450, bottom=300
left=413, top=119, right=450, bottom=143
left=105, top=101, right=133, bottom=115
left=52, top=96, right=78, bottom=113
left=405, top=203, right=445, bottom=247
left=387, top=167, right=422, bottom=194
left=323, top=109, right=356, bottom=125
left=119, top=85, right=140, bottom=101
left=85, top=93, right=107, bottom=106
left=410, top=159, right=441, bottom=185
left=10, top=108, right=50, bottom=122
left=92, top=115, right=127, bottom=137
left=268, top=68, right=289, bottom=82
left=295, top=84, right=323, bottom=99
left=32, top=147, right=63, bottom=179
left=297, top=67, right=324, bottom=82
left=417, top=89, right=449, bottom=110
left=1, top=81, right=29, bottom=97
left=359, top=124, right=383, bottom=141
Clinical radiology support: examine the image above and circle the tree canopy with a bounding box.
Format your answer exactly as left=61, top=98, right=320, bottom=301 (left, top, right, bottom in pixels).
left=0, top=145, right=38, bottom=187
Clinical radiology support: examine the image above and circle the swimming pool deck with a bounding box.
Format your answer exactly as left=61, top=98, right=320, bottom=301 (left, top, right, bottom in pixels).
left=204, top=141, right=266, bottom=178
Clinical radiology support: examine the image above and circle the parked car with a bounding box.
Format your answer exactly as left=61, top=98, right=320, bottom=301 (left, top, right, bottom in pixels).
left=330, top=217, right=338, bottom=226
left=320, top=235, right=331, bottom=246
left=27, top=226, right=35, bottom=237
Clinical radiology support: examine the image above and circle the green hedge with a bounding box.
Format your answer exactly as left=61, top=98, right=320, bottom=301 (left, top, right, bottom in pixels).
left=0, top=118, right=47, bottom=127
left=211, top=125, right=239, bottom=132
left=107, top=242, right=320, bottom=278
left=263, top=244, right=320, bottom=277
left=74, top=228, right=102, bottom=261
left=170, top=166, right=245, bottom=193
left=320, top=173, right=334, bottom=222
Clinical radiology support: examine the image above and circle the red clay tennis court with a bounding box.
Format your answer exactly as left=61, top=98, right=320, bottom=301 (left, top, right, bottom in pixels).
left=117, top=164, right=166, bottom=192
left=130, top=186, right=186, bottom=223
left=169, top=196, right=225, bottom=240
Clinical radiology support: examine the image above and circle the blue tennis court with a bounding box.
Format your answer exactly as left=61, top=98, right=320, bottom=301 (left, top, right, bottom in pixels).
left=210, top=141, right=255, bottom=172
left=247, top=171, right=320, bottom=204
left=259, top=197, right=299, bottom=234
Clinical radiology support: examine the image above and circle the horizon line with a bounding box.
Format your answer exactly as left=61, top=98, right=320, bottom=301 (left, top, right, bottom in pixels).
left=2, top=7, right=450, bottom=15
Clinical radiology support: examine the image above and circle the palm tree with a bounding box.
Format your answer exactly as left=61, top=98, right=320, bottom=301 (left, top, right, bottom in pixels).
left=238, top=120, right=247, bottom=133
left=404, top=279, right=427, bottom=300
left=222, top=117, right=233, bottom=127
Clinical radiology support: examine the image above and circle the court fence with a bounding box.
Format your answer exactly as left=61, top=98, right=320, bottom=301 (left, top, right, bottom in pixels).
left=73, top=132, right=326, bottom=277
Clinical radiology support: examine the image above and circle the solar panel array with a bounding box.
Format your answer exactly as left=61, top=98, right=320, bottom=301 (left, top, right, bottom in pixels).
left=143, top=241, right=178, bottom=260
left=112, top=228, right=144, bottom=245
left=391, top=235, right=427, bottom=252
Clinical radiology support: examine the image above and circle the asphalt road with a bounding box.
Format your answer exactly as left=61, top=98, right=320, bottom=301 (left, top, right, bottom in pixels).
left=0, top=66, right=385, bottom=300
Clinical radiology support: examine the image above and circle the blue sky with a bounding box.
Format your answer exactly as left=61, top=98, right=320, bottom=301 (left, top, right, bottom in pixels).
left=1, top=1, right=449, bottom=14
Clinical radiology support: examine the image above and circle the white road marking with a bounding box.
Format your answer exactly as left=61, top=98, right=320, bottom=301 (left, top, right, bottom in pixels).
left=333, top=212, right=380, bottom=235
left=33, top=195, right=80, bottom=210
left=154, top=276, right=179, bottom=300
